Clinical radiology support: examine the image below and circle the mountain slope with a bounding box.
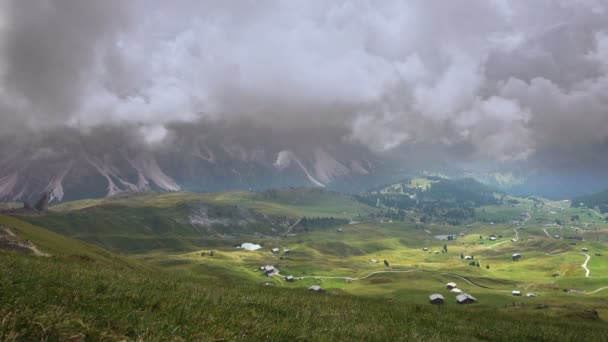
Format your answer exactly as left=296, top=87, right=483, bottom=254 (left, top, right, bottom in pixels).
left=0, top=214, right=147, bottom=270
left=0, top=127, right=388, bottom=203
left=355, top=177, right=503, bottom=224
left=19, top=189, right=376, bottom=253
left=572, top=189, right=608, bottom=214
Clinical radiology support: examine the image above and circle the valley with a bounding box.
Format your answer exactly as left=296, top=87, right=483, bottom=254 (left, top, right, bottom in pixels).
left=2, top=180, right=608, bottom=339
left=12, top=183, right=608, bottom=305
left=141, top=209, right=608, bottom=308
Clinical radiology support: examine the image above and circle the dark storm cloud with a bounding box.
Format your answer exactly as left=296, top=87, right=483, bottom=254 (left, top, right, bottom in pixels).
left=1, top=0, right=608, bottom=165
left=0, top=0, right=129, bottom=133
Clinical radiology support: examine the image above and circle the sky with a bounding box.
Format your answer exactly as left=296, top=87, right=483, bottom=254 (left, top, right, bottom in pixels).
left=1, top=0, right=608, bottom=168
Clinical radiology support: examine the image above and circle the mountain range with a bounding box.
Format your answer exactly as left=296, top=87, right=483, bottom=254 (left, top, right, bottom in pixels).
left=0, top=125, right=393, bottom=203
left=2, top=123, right=607, bottom=203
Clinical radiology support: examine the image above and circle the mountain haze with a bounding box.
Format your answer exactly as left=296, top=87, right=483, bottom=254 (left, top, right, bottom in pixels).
left=0, top=124, right=390, bottom=202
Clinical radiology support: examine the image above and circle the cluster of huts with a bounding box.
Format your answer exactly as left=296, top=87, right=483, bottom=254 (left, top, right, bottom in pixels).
left=271, top=247, right=291, bottom=254
left=429, top=282, right=477, bottom=305
left=260, top=265, right=278, bottom=276
left=260, top=264, right=305, bottom=285
left=431, top=282, right=537, bottom=304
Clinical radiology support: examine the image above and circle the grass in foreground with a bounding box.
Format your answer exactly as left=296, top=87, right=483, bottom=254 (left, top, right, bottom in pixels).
left=1, top=252, right=607, bottom=341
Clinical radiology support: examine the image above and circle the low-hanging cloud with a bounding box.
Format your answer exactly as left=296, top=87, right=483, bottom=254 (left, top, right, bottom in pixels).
left=1, top=0, right=608, bottom=165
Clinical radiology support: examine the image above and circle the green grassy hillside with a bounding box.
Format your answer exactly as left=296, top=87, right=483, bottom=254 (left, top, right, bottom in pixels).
left=50, top=189, right=375, bottom=219
left=2, top=252, right=607, bottom=341
left=357, top=177, right=503, bottom=224
left=572, top=189, right=608, bottom=214
left=22, top=189, right=375, bottom=253
left=0, top=215, right=145, bottom=271
left=2, top=188, right=608, bottom=340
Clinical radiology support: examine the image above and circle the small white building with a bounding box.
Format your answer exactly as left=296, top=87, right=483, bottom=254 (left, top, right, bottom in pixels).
left=271, top=248, right=280, bottom=254
left=260, top=265, right=278, bottom=276
left=512, top=290, right=521, bottom=296
left=446, top=282, right=457, bottom=289
left=464, top=256, right=473, bottom=260
left=308, top=285, right=324, bottom=292
left=423, top=247, right=429, bottom=251
left=450, top=288, right=463, bottom=294
left=582, top=247, right=589, bottom=252
left=429, top=294, right=445, bottom=304
left=489, top=237, right=497, bottom=241
left=456, top=293, right=477, bottom=304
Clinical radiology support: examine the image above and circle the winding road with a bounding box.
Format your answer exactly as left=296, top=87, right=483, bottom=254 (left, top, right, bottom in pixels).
left=285, top=267, right=608, bottom=295
left=486, top=214, right=527, bottom=248
left=289, top=269, right=498, bottom=290
left=580, top=253, right=591, bottom=278
left=295, top=270, right=418, bottom=281
left=587, top=286, right=608, bottom=294
left=487, top=240, right=510, bottom=248
left=544, top=252, right=571, bottom=256
left=514, top=227, right=521, bottom=240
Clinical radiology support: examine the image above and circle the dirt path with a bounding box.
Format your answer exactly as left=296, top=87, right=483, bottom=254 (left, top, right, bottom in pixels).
left=581, top=253, right=591, bottom=278
left=514, top=226, right=523, bottom=240
left=544, top=252, right=571, bottom=256
left=3, top=226, right=18, bottom=238
left=281, top=218, right=302, bottom=237
left=27, top=244, right=49, bottom=257
left=508, top=211, right=528, bottom=243
left=487, top=240, right=510, bottom=249
left=291, top=269, right=501, bottom=291
left=0, top=226, right=49, bottom=257
left=262, top=214, right=279, bottom=229
left=485, top=226, right=524, bottom=249
left=286, top=267, right=605, bottom=295
left=271, top=273, right=285, bottom=285
left=589, top=208, right=603, bottom=218
left=587, top=286, right=608, bottom=294
left=290, top=270, right=511, bottom=293
left=296, top=270, right=418, bottom=281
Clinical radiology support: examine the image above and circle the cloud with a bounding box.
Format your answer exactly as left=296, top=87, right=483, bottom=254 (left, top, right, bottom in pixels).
left=0, top=0, right=129, bottom=134
left=1, top=0, right=608, bottom=166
